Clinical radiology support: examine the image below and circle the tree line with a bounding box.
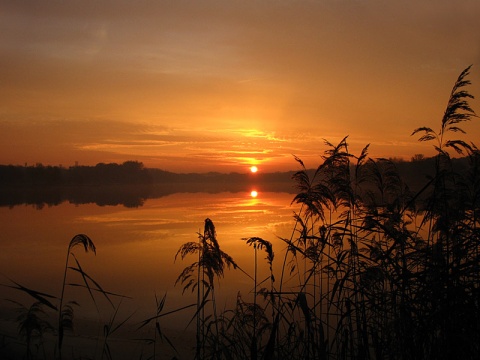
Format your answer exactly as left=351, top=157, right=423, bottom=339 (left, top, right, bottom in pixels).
left=0, top=161, right=152, bottom=186
left=0, top=155, right=471, bottom=190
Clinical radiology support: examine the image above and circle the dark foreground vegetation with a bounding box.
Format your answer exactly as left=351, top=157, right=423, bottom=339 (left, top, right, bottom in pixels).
left=1, top=66, right=479, bottom=360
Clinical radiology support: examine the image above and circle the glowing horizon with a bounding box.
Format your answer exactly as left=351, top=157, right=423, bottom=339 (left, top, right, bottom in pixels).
left=1, top=1, right=479, bottom=173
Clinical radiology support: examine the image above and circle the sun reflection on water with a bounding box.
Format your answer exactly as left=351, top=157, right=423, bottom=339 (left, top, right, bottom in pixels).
left=0, top=191, right=298, bottom=331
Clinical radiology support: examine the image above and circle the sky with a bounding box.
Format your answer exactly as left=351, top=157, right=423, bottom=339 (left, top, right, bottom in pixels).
left=1, top=0, right=480, bottom=173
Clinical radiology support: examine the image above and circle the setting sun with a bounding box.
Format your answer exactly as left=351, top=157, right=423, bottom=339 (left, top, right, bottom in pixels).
left=250, top=190, right=258, bottom=198
left=250, top=166, right=258, bottom=173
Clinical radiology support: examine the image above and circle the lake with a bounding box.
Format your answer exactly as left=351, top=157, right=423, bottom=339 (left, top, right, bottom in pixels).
left=0, top=188, right=300, bottom=357
left=3, top=174, right=475, bottom=360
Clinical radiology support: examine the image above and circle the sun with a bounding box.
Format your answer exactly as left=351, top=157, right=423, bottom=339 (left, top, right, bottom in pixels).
left=250, top=166, right=258, bottom=173
left=250, top=190, right=258, bottom=198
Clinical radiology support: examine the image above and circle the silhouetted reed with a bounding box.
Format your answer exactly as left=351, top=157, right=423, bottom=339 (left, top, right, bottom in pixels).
left=172, top=65, right=479, bottom=360
left=7, top=300, right=53, bottom=360
left=2, top=234, right=128, bottom=359
left=175, top=218, right=239, bottom=359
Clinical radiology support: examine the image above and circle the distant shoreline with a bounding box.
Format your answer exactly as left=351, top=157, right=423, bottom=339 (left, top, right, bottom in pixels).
left=0, top=181, right=297, bottom=209
left=3, top=155, right=471, bottom=209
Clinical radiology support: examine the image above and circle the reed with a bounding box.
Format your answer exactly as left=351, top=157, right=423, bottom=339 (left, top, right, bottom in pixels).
left=175, top=218, right=238, bottom=359
left=7, top=300, right=53, bottom=360
left=58, top=234, right=96, bottom=358
left=171, top=65, right=479, bottom=360
left=2, top=234, right=127, bottom=359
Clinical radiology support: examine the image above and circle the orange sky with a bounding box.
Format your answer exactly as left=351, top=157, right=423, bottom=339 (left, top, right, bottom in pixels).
left=1, top=0, right=479, bottom=173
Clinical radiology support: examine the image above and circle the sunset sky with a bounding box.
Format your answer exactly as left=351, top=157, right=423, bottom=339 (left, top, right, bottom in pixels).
left=1, top=0, right=479, bottom=173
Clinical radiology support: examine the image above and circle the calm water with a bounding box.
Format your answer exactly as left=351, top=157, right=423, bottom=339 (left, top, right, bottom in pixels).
left=0, top=190, right=298, bottom=329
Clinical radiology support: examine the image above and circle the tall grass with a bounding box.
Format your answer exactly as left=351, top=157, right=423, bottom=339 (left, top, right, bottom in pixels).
left=173, top=65, right=479, bottom=360
left=175, top=218, right=239, bottom=359
left=2, top=234, right=128, bottom=359
left=58, top=234, right=96, bottom=358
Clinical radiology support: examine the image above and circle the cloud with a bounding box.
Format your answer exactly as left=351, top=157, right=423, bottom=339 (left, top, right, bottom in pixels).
left=1, top=1, right=479, bottom=171
left=0, top=118, right=301, bottom=170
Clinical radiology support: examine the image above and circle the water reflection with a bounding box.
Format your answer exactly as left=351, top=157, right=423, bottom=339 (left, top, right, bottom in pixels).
left=0, top=178, right=295, bottom=209
left=0, top=191, right=297, bottom=326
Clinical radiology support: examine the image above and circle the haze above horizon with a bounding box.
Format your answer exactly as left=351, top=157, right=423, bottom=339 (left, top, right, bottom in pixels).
left=1, top=1, right=479, bottom=173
